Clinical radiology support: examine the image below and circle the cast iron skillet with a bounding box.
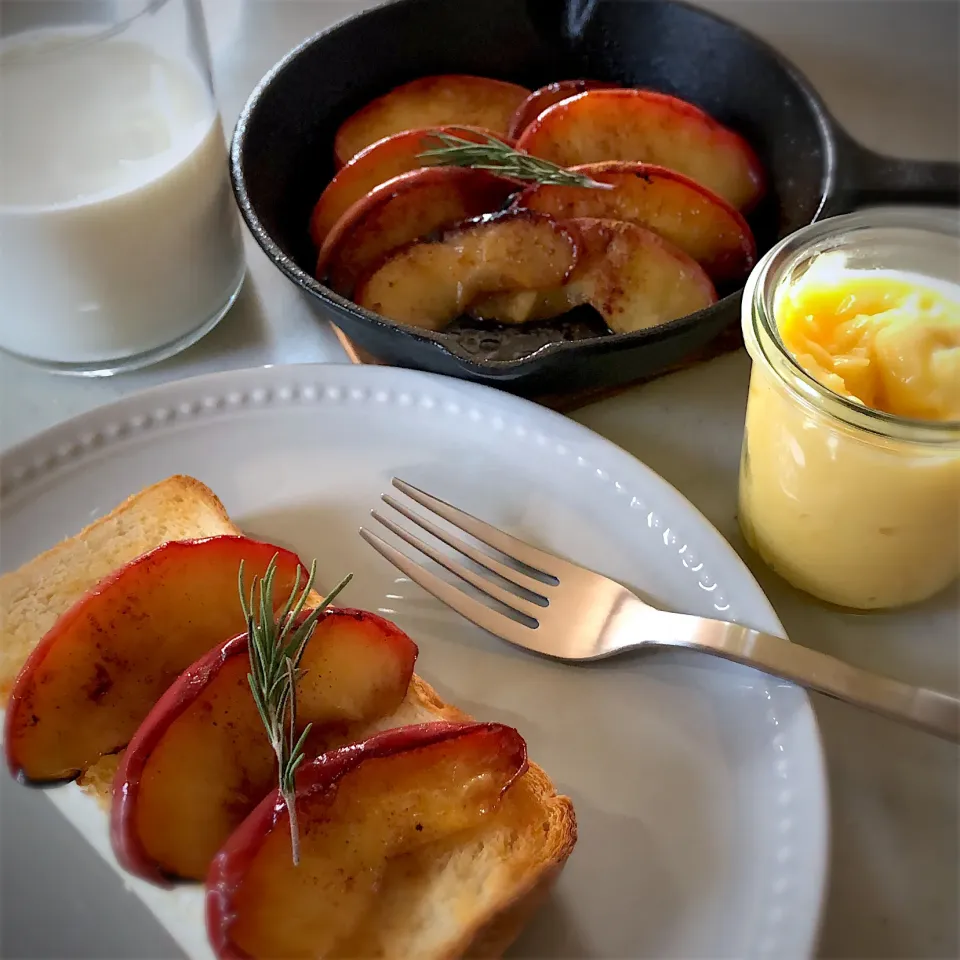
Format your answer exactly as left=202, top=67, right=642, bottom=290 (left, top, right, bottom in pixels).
left=231, top=0, right=958, bottom=397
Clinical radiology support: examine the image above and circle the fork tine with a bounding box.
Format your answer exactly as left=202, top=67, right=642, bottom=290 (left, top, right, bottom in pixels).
left=392, top=478, right=566, bottom=580
left=381, top=494, right=548, bottom=600
left=369, top=510, right=544, bottom=620
left=359, top=528, right=537, bottom=642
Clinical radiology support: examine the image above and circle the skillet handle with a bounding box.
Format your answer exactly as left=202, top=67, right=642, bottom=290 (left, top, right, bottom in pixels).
left=838, top=130, right=960, bottom=207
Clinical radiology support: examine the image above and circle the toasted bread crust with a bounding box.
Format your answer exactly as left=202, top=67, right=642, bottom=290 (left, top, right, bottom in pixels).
left=456, top=765, right=577, bottom=959
left=1, top=476, right=576, bottom=959
left=0, top=475, right=238, bottom=695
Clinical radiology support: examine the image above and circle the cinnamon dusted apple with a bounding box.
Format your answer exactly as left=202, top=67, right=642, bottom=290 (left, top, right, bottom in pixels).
left=506, top=79, right=620, bottom=140
left=111, top=608, right=418, bottom=884
left=512, top=162, right=756, bottom=283
left=206, top=722, right=529, bottom=959
left=4, top=536, right=307, bottom=785
left=470, top=217, right=717, bottom=333
left=310, top=126, right=514, bottom=248
left=353, top=210, right=579, bottom=331
left=515, top=88, right=765, bottom=211
left=315, top=166, right=518, bottom=297
left=332, top=74, right=530, bottom=167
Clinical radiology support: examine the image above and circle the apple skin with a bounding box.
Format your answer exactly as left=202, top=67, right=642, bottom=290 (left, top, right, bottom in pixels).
left=110, top=607, right=418, bottom=886
left=512, top=161, right=757, bottom=283
left=514, top=88, right=766, bottom=212
left=315, top=166, right=518, bottom=297
left=206, top=721, right=527, bottom=960
left=506, top=79, right=620, bottom=140
left=110, top=629, right=248, bottom=887
left=332, top=74, right=530, bottom=167
left=4, top=536, right=306, bottom=786
left=309, top=125, right=513, bottom=248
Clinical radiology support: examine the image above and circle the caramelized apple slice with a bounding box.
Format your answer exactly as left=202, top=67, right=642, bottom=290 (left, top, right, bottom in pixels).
left=513, top=162, right=756, bottom=283
left=515, top=89, right=765, bottom=211
left=207, top=722, right=527, bottom=959
left=506, top=79, right=619, bottom=139
left=112, top=608, right=418, bottom=884
left=316, top=167, right=517, bottom=297
left=333, top=74, right=530, bottom=167
left=310, top=126, right=513, bottom=248
left=471, top=218, right=717, bottom=333
left=354, top=211, right=578, bottom=331
left=4, top=537, right=306, bottom=785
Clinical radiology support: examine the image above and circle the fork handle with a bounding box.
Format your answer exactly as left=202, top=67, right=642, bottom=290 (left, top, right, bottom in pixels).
left=649, top=612, right=960, bottom=743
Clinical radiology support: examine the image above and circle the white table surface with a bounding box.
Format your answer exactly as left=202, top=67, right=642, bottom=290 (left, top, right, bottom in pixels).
left=1, top=1, right=957, bottom=958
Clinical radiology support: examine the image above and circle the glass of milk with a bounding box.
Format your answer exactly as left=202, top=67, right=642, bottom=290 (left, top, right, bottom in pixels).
left=0, top=0, right=246, bottom=374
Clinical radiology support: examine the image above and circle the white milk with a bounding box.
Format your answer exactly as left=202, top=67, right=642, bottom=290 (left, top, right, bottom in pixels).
left=0, top=31, right=245, bottom=367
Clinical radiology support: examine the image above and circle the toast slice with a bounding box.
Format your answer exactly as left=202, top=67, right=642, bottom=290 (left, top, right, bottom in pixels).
left=0, top=476, right=239, bottom=698
left=0, top=475, right=576, bottom=959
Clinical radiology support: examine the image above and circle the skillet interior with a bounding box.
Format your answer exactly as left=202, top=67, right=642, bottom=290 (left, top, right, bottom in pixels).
left=234, top=0, right=834, bottom=378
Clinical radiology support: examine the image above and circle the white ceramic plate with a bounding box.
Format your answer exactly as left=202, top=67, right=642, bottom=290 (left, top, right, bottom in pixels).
left=0, top=363, right=827, bottom=960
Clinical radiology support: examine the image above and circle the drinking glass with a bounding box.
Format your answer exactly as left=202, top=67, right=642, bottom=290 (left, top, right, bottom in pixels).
left=0, top=0, right=246, bottom=375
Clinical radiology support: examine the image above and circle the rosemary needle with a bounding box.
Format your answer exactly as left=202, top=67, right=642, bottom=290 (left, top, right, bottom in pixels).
left=417, top=132, right=612, bottom=190
left=239, top=557, right=353, bottom=866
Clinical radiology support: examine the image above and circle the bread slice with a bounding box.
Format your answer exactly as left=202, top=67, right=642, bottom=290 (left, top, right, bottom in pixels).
left=0, top=475, right=576, bottom=959
left=0, top=475, right=239, bottom=697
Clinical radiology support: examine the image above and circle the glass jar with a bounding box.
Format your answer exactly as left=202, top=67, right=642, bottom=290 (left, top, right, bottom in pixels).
left=0, top=0, right=245, bottom=375
left=738, top=210, right=960, bottom=610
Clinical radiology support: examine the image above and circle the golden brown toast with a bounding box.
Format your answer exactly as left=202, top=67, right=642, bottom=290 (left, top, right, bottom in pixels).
left=0, top=475, right=237, bottom=696
left=0, top=475, right=576, bottom=959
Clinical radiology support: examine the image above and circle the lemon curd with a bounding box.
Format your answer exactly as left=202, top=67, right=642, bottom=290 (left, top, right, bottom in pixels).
left=775, top=254, right=960, bottom=421
left=738, top=214, right=960, bottom=610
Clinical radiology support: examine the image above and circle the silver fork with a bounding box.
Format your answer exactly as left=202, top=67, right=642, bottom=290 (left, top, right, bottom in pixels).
left=360, top=479, right=960, bottom=744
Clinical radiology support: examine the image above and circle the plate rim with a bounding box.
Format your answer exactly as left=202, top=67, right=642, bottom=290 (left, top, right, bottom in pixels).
left=0, top=361, right=830, bottom=958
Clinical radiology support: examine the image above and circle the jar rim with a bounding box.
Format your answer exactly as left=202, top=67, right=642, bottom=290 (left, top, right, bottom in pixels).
left=744, top=209, right=960, bottom=441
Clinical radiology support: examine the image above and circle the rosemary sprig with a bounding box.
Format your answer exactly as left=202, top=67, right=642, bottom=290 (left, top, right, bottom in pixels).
left=239, top=557, right=353, bottom=865
left=417, top=132, right=612, bottom=189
